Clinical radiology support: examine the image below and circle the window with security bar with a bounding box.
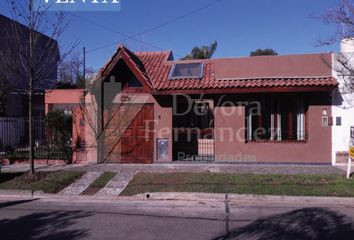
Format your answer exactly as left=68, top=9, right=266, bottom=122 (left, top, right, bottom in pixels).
left=246, top=97, right=306, bottom=142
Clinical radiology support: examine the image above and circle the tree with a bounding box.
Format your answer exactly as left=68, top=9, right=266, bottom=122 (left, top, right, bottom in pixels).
left=0, top=0, right=75, bottom=174
left=58, top=52, right=95, bottom=89
left=45, top=110, right=73, bottom=140
left=250, top=48, right=278, bottom=56
left=317, top=0, right=354, bottom=93
left=182, top=41, right=218, bottom=60
left=317, top=0, right=354, bottom=46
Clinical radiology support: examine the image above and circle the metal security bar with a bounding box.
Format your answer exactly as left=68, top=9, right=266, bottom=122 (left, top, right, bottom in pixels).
left=173, top=129, right=215, bottom=162
left=0, top=116, right=72, bottom=161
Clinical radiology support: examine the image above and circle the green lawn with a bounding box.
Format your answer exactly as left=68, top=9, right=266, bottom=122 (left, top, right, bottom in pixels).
left=0, top=171, right=85, bottom=193
left=81, top=172, right=117, bottom=195
left=120, top=173, right=354, bottom=197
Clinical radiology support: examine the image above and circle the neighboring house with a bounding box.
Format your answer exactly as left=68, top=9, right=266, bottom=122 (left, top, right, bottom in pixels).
left=0, top=14, right=59, bottom=154
left=80, top=45, right=341, bottom=165
left=332, top=38, right=354, bottom=166
left=0, top=14, right=60, bottom=117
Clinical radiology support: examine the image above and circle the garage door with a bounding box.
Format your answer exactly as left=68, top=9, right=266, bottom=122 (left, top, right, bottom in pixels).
left=103, top=104, right=154, bottom=163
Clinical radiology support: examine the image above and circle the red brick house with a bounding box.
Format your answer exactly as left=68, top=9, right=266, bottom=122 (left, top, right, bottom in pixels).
left=54, top=46, right=338, bottom=164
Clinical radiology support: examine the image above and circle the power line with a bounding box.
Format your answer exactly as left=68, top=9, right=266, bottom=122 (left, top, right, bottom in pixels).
left=70, top=13, right=166, bottom=52
left=85, top=0, right=223, bottom=54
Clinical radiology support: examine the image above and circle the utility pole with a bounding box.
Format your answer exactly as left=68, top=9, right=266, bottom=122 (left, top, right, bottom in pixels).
left=83, top=46, right=86, bottom=89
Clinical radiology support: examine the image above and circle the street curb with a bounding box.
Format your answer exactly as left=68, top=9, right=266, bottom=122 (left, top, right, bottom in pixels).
left=0, top=190, right=33, bottom=198
left=227, top=193, right=354, bottom=205
left=135, top=192, right=226, bottom=201
left=132, top=192, right=354, bottom=206
left=0, top=190, right=139, bottom=202
left=0, top=190, right=56, bottom=199
left=1, top=191, right=354, bottom=206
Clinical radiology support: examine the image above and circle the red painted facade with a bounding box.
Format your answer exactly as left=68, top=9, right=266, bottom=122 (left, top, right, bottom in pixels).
left=45, top=89, right=85, bottom=163
left=44, top=46, right=338, bottom=164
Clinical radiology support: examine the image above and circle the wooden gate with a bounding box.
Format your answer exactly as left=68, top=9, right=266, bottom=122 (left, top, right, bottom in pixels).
left=103, top=104, right=154, bottom=164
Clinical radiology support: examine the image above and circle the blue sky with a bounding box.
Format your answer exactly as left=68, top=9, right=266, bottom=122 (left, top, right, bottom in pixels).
left=0, top=0, right=340, bottom=71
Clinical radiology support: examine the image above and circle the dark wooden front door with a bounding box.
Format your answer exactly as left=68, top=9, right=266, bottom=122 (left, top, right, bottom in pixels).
left=104, top=104, right=154, bottom=164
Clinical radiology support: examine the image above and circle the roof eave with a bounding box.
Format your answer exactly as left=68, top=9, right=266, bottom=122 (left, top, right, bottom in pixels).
left=152, top=85, right=338, bottom=95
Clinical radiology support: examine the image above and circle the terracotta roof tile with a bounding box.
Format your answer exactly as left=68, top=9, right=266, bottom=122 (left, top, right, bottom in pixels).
left=94, top=46, right=338, bottom=93
left=135, top=51, right=337, bottom=92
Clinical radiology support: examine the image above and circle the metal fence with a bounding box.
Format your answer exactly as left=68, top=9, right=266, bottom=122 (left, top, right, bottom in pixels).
left=0, top=116, right=72, bottom=161
left=173, top=128, right=215, bottom=162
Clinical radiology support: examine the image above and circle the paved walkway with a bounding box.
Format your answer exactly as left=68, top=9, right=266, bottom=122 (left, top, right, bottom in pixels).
left=1, top=163, right=347, bottom=175
left=0, top=164, right=86, bottom=173
left=74, top=163, right=345, bottom=175
left=96, top=171, right=135, bottom=196
left=60, top=172, right=102, bottom=195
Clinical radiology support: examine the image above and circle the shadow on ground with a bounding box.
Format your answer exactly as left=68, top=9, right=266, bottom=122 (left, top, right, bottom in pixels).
left=0, top=209, right=91, bottom=240
left=214, top=207, right=354, bottom=240
left=0, top=199, right=38, bottom=209
left=0, top=172, right=23, bottom=184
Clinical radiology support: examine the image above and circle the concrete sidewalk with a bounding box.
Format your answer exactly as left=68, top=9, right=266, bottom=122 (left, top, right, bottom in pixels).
left=0, top=191, right=353, bottom=208
left=76, top=163, right=347, bottom=175
left=0, top=163, right=346, bottom=175
left=0, top=163, right=88, bottom=173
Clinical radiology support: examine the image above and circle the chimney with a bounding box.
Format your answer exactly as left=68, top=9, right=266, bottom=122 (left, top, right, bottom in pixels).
left=340, top=38, right=354, bottom=53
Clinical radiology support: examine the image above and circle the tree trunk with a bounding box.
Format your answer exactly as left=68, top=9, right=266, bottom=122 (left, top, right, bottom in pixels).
left=29, top=82, right=34, bottom=174
left=29, top=0, right=35, bottom=175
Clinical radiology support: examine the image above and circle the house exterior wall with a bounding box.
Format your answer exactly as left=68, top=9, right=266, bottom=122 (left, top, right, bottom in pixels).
left=0, top=15, right=59, bottom=92
left=2, top=93, right=44, bottom=117
left=45, top=89, right=85, bottom=163
left=112, top=93, right=173, bottom=163
left=332, top=50, right=354, bottom=165
left=48, top=89, right=333, bottom=164
left=85, top=90, right=173, bottom=164
left=332, top=90, right=354, bottom=165
left=45, top=89, right=84, bottom=113
left=85, top=91, right=100, bottom=164
left=72, top=106, right=86, bottom=163
left=214, top=96, right=332, bottom=164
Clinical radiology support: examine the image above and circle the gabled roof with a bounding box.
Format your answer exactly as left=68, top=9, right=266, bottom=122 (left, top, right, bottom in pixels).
left=94, top=46, right=338, bottom=94
left=93, top=45, right=153, bottom=90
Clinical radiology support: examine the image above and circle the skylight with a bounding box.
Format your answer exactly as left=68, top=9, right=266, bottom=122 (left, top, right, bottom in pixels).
left=169, top=62, right=204, bottom=80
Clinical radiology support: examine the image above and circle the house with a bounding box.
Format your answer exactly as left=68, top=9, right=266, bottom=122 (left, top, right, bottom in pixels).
left=0, top=14, right=59, bottom=117
left=332, top=38, right=354, bottom=166
left=0, top=14, right=59, bottom=155
left=76, top=45, right=343, bottom=165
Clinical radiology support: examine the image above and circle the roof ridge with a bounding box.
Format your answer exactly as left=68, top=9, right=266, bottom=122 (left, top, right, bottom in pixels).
left=217, top=76, right=334, bottom=81
left=210, top=52, right=333, bottom=61
left=135, top=50, right=171, bottom=54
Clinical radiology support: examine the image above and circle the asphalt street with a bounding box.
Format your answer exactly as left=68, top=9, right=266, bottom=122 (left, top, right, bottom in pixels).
left=0, top=197, right=354, bottom=240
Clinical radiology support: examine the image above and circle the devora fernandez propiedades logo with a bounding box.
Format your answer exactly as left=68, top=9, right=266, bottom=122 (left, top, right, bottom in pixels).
left=34, top=0, right=121, bottom=12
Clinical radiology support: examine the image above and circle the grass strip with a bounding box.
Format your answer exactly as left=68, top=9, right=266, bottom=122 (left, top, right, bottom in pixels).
left=120, top=172, right=354, bottom=197
left=0, top=171, right=85, bottom=193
